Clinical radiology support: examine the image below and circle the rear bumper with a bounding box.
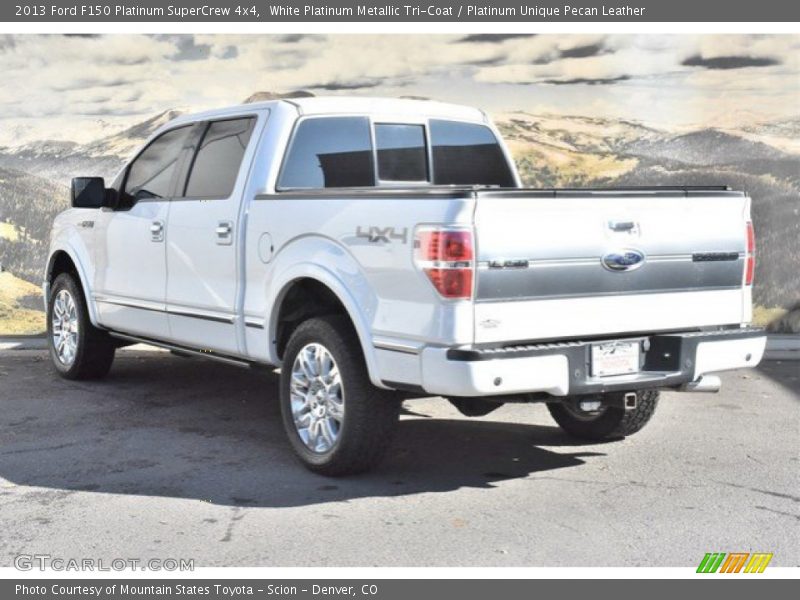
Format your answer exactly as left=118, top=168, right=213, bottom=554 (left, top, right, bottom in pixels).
left=417, top=328, right=766, bottom=397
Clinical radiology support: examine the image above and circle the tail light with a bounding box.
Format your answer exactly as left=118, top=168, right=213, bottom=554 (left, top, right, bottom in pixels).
left=414, top=227, right=474, bottom=299
left=745, top=221, right=755, bottom=286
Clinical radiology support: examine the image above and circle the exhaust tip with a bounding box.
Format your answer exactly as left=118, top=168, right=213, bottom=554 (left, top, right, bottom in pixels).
left=680, top=375, right=722, bottom=393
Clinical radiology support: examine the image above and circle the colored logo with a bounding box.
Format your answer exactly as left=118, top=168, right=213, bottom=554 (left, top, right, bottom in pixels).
left=600, top=248, right=646, bottom=272
left=697, top=552, right=773, bottom=573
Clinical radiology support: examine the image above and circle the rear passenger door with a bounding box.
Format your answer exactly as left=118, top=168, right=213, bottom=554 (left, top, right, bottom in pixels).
left=165, top=116, right=258, bottom=355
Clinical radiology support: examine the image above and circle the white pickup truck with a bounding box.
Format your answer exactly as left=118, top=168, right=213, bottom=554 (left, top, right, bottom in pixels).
left=45, top=97, right=766, bottom=475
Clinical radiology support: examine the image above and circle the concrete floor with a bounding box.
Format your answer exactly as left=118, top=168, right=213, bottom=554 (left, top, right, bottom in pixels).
left=0, top=349, right=797, bottom=567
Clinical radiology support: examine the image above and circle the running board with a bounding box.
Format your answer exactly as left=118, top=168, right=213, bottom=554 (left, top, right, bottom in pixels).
left=108, top=332, right=254, bottom=369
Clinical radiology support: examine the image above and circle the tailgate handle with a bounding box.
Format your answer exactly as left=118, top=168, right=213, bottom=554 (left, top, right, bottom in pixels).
left=608, top=220, right=636, bottom=232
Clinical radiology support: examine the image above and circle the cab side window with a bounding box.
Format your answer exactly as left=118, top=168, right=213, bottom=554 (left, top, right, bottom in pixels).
left=429, top=120, right=516, bottom=187
left=124, top=126, right=192, bottom=201
left=375, top=124, right=428, bottom=182
left=278, top=117, right=375, bottom=189
left=183, top=118, right=256, bottom=198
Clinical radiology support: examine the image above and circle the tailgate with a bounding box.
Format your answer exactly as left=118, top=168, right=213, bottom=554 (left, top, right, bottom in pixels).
left=472, top=189, right=751, bottom=344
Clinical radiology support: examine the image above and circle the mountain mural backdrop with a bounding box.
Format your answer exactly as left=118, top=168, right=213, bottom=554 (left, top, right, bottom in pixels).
left=1, top=94, right=798, bottom=334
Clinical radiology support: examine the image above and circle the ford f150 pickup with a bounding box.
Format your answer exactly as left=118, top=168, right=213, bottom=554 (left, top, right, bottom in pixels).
left=45, top=97, right=767, bottom=475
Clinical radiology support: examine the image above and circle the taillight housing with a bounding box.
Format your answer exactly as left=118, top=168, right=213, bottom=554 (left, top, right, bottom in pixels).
left=745, top=221, right=755, bottom=286
left=414, top=227, right=474, bottom=299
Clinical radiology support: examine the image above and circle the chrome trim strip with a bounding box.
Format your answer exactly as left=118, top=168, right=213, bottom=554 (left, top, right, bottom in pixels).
left=477, top=253, right=702, bottom=269
left=373, top=340, right=422, bottom=355
left=94, top=295, right=164, bottom=313
left=473, top=285, right=743, bottom=303
left=167, top=308, right=234, bottom=325
left=95, top=295, right=236, bottom=324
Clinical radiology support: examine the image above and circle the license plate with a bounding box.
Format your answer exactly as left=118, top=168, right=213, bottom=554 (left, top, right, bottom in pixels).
left=590, top=341, right=640, bottom=377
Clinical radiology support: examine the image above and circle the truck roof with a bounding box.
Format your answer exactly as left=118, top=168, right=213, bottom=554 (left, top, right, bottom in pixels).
left=169, top=96, right=488, bottom=126
left=286, top=96, right=487, bottom=121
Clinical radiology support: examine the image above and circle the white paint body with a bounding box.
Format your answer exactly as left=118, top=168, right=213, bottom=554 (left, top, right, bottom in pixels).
left=46, top=97, right=766, bottom=398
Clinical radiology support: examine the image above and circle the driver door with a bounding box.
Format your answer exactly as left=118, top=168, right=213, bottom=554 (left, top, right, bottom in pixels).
left=93, top=125, right=194, bottom=339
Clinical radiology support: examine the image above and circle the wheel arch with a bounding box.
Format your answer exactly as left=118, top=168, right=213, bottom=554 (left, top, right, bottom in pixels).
left=267, top=266, right=386, bottom=389
left=45, top=246, right=99, bottom=326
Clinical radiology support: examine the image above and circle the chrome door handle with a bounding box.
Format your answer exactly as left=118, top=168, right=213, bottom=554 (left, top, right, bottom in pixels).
left=150, top=220, right=164, bottom=242
left=608, top=220, right=639, bottom=236
left=608, top=220, right=635, bottom=231
left=216, top=221, right=233, bottom=245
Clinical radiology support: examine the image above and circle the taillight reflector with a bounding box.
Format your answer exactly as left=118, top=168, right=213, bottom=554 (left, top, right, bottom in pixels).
left=415, top=228, right=474, bottom=299
left=745, top=221, right=755, bottom=286
left=425, top=268, right=474, bottom=299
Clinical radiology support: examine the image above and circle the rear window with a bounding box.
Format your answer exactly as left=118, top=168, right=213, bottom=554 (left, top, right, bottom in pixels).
left=279, top=117, right=375, bottom=189
left=184, top=117, right=255, bottom=198
left=375, top=123, right=428, bottom=182
left=429, top=120, right=515, bottom=187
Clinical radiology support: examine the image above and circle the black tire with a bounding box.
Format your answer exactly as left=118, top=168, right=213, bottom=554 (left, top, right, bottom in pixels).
left=47, top=273, right=116, bottom=380
left=280, top=315, right=401, bottom=476
left=547, top=390, right=659, bottom=440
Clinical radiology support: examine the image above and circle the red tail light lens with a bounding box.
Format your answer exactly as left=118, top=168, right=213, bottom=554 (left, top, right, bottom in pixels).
left=745, top=221, right=755, bottom=286
left=425, top=268, right=474, bottom=299
left=415, top=228, right=474, bottom=299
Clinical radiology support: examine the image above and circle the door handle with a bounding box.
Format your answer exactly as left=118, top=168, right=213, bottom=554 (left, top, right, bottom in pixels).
left=609, top=220, right=634, bottom=231
left=608, top=220, right=638, bottom=235
left=216, top=221, right=233, bottom=245
left=150, top=220, right=164, bottom=242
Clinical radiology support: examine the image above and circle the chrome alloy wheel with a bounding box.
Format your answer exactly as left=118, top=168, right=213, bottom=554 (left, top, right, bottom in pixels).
left=52, top=289, right=79, bottom=366
left=289, top=343, right=344, bottom=453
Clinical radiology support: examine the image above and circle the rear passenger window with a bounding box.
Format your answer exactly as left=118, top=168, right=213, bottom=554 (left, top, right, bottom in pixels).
left=184, top=118, right=255, bottom=198
left=125, top=126, right=192, bottom=200
left=375, top=124, right=428, bottom=182
left=279, top=117, right=374, bottom=189
left=429, top=120, right=515, bottom=187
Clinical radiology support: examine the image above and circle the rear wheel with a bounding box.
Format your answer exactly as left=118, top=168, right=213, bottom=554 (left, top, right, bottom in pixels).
left=547, top=390, right=659, bottom=440
left=280, top=316, right=400, bottom=476
left=47, top=273, right=115, bottom=380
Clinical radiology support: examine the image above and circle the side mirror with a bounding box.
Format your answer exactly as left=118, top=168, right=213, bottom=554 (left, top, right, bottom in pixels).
left=71, top=177, right=111, bottom=208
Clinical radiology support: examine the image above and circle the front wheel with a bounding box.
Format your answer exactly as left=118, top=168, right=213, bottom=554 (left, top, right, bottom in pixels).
left=547, top=390, right=659, bottom=440
left=47, top=273, right=116, bottom=380
left=279, top=316, right=401, bottom=476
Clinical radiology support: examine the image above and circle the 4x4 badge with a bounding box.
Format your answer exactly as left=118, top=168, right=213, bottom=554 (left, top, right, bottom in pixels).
left=356, top=226, right=408, bottom=244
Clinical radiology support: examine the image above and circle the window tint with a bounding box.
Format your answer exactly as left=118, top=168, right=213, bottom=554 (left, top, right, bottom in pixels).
left=279, top=117, right=374, bottom=189
left=429, top=120, right=515, bottom=187
left=125, top=126, right=192, bottom=200
left=184, top=118, right=255, bottom=198
left=375, top=124, right=428, bottom=182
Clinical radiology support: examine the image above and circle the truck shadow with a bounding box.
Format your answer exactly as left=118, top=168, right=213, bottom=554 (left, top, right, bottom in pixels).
left=0, top=351, right=607, bottom=508
left=756, top=360, right=800, bottom=401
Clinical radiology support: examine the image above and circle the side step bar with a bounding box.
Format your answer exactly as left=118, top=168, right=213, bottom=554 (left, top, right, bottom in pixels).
left=108, top=332, right=254, bottom=369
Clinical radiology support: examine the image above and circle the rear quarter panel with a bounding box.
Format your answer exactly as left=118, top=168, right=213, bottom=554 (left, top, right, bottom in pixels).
left=243, top=195, right=476, bottom=369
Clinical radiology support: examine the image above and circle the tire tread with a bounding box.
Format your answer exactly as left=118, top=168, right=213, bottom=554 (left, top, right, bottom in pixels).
left=547, top=390, right=659, bottom=440
left=280, top=315, right=400, bottom=476
left=48, top=273, right=115, bottom=380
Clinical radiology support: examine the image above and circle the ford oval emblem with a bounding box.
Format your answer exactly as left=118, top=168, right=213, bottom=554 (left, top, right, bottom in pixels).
left=601, top=249, right=646, bottom=272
